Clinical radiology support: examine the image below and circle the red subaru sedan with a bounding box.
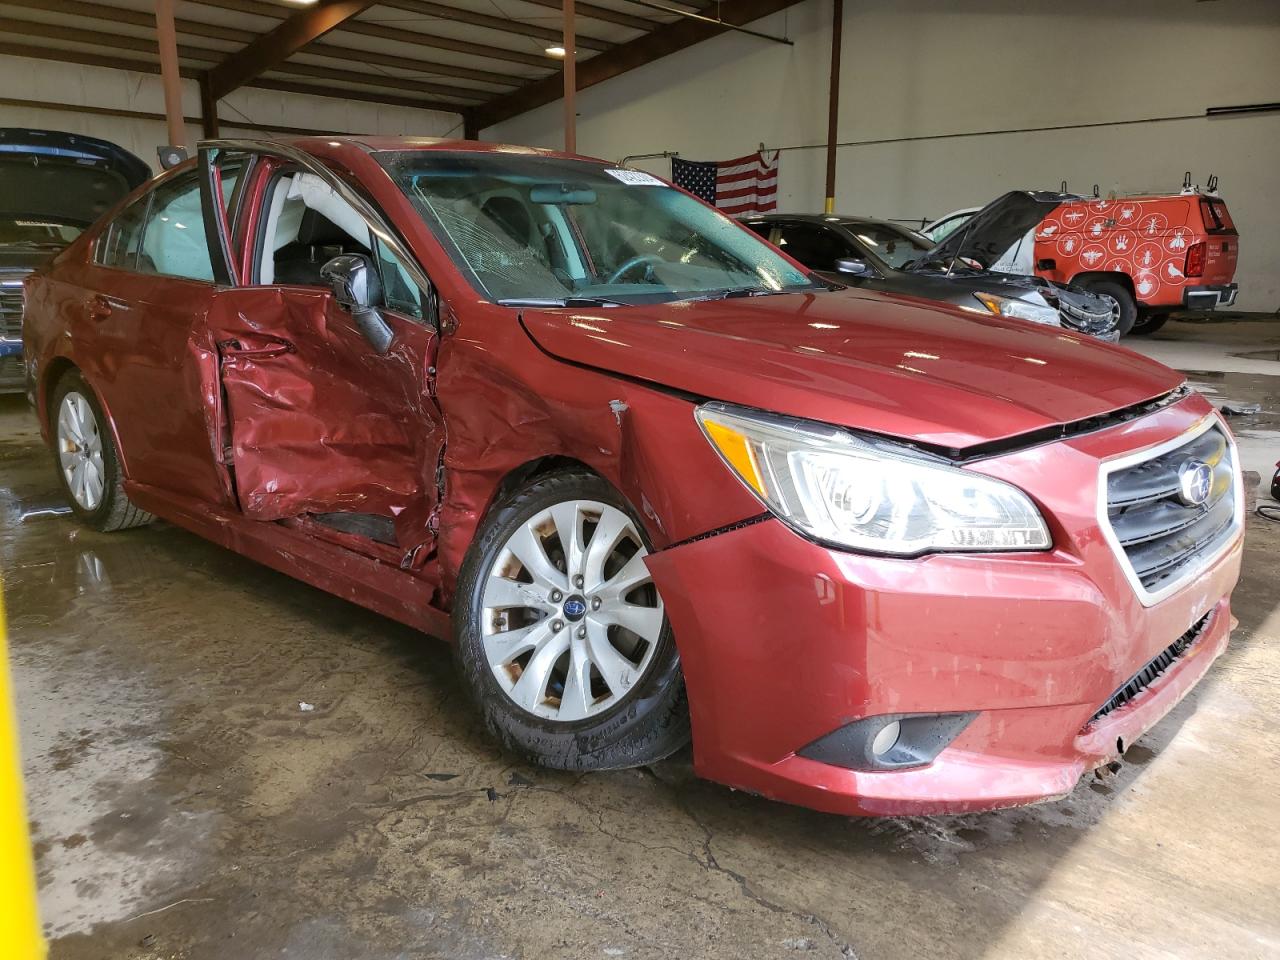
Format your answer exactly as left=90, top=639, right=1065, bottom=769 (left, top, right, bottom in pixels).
left=21, top=138, right=1244, bottom=815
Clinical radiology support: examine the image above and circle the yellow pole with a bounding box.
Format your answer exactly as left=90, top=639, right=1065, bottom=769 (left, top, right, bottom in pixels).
left=0, top=591, right=45, bottom=959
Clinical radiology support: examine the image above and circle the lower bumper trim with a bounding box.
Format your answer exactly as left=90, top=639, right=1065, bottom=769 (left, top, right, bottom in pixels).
left=1183, top=283, right=1238, bottom=309
left=1088, top=610, right=1213, bottom=725
left=798, top=712, right=977, bottom=772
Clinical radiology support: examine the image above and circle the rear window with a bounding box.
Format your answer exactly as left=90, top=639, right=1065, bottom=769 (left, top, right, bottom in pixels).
left=1200, top=198, right=1236, bottom=234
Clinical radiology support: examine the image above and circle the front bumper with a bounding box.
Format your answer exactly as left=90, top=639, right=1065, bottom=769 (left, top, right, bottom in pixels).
left=647, top=394, right=1242, bottom=815
left=1183, top=283, right=1237, bottom=310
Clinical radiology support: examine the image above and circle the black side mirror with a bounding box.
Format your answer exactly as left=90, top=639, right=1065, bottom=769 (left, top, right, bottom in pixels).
left=835, top=257, right=873, bottom=277
left=321, top=254, right=393, bottom=354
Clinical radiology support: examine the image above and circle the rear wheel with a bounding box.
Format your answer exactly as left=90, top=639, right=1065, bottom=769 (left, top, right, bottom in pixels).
left=51, top=371, right=153, bottom=532
left=1129, top=312, right=1169, bottom=336
left=453, top=469, right=690, bottom=770
left=1079, top=278, right=1137, bottom=336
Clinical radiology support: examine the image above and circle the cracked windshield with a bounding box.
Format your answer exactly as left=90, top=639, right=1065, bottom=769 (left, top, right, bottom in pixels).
left=378, top=151, right=817, bottom=305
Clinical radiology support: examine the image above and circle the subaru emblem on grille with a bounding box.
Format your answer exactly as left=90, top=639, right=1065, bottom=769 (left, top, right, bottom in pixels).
left=1177, top=459, right=1213, bottom=506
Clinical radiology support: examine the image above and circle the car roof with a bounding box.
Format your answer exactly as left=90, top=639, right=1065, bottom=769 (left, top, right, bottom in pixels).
left=746, top=213, right=913, bottom=229
left=205, top=135, right=607, bottom=165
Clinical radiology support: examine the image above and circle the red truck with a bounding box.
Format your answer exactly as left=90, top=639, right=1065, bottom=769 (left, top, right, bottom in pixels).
left=928, top=183, right=1240, bottom=335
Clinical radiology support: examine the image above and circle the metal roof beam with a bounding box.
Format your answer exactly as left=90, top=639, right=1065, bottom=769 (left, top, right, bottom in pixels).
left=207, top=0, right=377, bottom=99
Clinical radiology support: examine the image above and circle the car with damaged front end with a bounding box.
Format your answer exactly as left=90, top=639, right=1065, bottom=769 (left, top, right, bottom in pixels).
left=744, top=213, right=1121, bottom=341
left=22, top=138, right=1244, bottom=816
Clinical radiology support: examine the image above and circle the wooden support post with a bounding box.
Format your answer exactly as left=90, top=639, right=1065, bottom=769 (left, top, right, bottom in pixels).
left=154, top=0, right=185, bottom=148
left=823, top=0, right=842, bottom=214
left=199, top=74, right=220, bottom=139
left=564, top=0, right=576, bottom=153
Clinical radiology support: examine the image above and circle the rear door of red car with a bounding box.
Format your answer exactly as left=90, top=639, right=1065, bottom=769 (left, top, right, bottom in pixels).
left=59, top=165, right=241, bottom=507
left=197, top=143, right=443, bottom=564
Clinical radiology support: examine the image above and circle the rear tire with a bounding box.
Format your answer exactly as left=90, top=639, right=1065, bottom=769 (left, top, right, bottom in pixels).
left=1129, top=312, right=1169, bottom=336
left=50, top=371, right=153, bottom=532
left=1079, top=279, right=1137, bottom=336
left=453, top=468, right=690, bottom=770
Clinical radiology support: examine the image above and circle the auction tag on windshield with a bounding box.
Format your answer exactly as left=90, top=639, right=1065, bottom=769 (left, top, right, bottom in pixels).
left=604, top=168, right=664, bottom=186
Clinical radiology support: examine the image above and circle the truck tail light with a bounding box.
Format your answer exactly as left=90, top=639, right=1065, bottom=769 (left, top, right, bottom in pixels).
left=1185, top=241, right=1206, bottom=278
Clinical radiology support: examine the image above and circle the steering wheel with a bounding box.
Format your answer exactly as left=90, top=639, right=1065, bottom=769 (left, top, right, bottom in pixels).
left=605, top=254, right=663, bottom=285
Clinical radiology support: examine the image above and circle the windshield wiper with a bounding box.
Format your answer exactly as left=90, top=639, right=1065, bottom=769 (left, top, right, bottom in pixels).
left=497, top=296, right=626, bottom=308
left=683, top=286, right=782, bottom=302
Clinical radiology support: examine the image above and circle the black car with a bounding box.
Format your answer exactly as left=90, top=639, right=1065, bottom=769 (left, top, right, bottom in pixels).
left=744, top=214, right=1120, bottom=341
left=0, top=129, right=151, bottom=392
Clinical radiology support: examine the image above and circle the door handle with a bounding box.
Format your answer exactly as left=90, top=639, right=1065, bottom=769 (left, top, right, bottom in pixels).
left=219, top=336, right=295, bottom=361
left=86, top=294, right=120, bottom=321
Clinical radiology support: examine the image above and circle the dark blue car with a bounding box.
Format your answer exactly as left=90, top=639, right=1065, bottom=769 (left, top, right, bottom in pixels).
left=0, top=129, right=150, bottom=392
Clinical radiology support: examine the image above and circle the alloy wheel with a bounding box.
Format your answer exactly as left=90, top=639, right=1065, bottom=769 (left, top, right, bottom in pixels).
left=1101, top=294, right=1122, bottom=327
left=57, top=391, right=106, bottom=512
left=480, top=499, right=664, bottom=722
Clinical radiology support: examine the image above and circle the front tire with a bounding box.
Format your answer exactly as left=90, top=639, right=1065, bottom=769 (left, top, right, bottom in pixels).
left=50, top=371, right=153, bottom=532
left=453, top=469, right=690, bottom=770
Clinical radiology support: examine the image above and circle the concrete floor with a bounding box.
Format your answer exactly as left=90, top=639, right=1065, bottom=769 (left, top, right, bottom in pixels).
left=3, top=320, right=1279, bottom=960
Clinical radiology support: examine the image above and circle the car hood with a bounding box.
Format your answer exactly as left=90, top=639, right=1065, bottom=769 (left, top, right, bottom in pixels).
left=0, top=129, right=151, bottom=226
left=918, top=190, right=1069, bottom=271
left=519, top=288, right=1183, bottom=451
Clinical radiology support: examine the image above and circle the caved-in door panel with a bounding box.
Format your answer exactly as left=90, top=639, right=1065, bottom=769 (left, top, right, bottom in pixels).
left=206, top=286, right=440, bottom=546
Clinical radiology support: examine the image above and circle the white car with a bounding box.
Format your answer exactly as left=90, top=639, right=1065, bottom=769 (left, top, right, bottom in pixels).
left=923, top=206, right=979, bottom=243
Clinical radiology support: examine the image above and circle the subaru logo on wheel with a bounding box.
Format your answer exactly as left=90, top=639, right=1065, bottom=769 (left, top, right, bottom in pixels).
left=1177, top=459, right=1213, bottom=507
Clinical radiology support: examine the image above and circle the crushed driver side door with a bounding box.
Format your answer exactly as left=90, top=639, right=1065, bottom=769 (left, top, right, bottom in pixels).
left=196, top=142, right=443, bottom=566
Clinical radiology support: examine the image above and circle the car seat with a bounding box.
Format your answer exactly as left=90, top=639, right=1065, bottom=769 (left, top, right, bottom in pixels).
left=274, top=208, right=369, bottom=286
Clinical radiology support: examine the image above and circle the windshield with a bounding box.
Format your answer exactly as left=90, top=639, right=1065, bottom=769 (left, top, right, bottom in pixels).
left=0, top=218, right=83, bottom=248
left=376, top=151, right=815, bottom=304
left=924, top=212, right=973, bottom=244
left=845, top=222, right=930, bottom=269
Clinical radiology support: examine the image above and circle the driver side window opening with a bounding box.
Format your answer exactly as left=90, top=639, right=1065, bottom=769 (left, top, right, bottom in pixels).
left=773, top=223, right=852, bottom=272
left=256, top=169, right=426, bottom=320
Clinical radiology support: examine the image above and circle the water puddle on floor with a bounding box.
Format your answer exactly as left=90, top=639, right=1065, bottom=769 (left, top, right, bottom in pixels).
left=1183, top=369, right=1280, bottom=492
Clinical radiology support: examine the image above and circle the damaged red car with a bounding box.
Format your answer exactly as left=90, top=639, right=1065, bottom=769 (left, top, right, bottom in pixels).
left=22, top=138, right=1245, bottom=815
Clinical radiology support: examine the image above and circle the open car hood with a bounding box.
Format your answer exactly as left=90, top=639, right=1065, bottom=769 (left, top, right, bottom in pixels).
left=519, top=288, right=1183, bottom=451
left=918, top=190, right=1069, bottom=271
left=0, top=129, right=151, bottom=227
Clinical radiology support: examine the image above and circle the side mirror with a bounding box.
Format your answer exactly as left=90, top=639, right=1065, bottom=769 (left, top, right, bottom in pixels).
left=835, top=257, right=873, bottom=277
left=321, top=254, right=393, bottom=354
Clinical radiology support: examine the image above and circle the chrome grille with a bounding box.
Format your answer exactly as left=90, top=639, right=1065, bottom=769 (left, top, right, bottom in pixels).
left=1058, top=298, right=1115, bottom=336
left=1088, top=611, right=1213, bottom=724
left=1103, top=422, right=1238, bottom=597
left=0, top=280, right=24, bottom=340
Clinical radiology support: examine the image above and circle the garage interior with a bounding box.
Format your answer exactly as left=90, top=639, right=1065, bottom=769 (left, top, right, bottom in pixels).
left=1, top=1, right=1278, bottom=959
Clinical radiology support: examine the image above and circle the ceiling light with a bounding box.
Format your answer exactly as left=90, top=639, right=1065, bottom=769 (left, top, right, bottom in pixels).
left=545, top=45, right=566, bottom=57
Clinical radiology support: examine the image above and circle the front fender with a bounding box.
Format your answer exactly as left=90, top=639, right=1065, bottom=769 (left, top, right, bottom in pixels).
left=431, top=307, right=762, bottom=604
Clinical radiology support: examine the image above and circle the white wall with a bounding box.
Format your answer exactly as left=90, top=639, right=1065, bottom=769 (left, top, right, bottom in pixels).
left=0, top=53, right=461, bottom=174
left=484, top=0, right=1280, bottom=312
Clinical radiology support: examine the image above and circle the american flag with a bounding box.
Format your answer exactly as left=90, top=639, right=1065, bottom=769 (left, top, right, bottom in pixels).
left=671, top=150, right=779, bottom=217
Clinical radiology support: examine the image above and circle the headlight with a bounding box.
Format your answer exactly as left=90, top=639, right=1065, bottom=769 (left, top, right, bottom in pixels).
left=972, top=291, right=1060, bottom=326
left=695, top=403, right=1051, bottom=555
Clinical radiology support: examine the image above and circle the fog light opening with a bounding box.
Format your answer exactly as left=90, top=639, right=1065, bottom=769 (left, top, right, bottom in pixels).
left=871, top=720, right=901, bottom=758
